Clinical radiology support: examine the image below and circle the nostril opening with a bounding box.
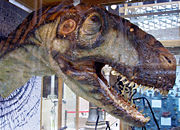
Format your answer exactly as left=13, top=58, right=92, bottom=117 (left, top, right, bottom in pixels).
left=164, top=56, right=171, bottom=64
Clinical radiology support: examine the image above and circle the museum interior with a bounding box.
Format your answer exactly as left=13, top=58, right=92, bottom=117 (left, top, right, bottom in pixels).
left=0, top=0, right=180, bottom=130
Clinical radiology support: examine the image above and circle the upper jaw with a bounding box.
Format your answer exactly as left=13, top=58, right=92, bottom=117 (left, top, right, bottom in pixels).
left=113, top=64, right=176, bottom=95
left=133, top=67, right=176, bottom=92
left=93, top=58, right=176, bottom=126
left=54, top=51, right=175, bottom=127
left=54, top=55, right=150, bottom=126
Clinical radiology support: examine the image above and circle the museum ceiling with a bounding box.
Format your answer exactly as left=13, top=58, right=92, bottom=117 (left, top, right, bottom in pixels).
left=14, top=0, right=148, bottom=10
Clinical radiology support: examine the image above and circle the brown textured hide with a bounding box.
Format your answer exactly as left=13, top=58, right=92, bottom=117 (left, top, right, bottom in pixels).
left=0, top=1, right=176, bottom=127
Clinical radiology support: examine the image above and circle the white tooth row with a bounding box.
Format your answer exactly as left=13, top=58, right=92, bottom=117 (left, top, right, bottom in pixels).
left=111, top=70, right=137, bottom=88
left=111, top=70, right=162, bottom=92
left=110, top=70, right=152, bottom=122
left=99, top=75, right=150, bottom=121
left=111, top=70, right=120, bottom=76
left=98, top=77, right=131, bottom=111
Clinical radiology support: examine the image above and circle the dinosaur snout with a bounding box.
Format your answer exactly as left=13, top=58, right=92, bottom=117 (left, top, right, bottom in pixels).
left=133, top=46, right=176, bottom=94
left=158, top=47, right=176, bottom=69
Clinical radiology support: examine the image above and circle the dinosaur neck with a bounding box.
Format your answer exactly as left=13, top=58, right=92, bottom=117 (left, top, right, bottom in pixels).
left=0, top=6, right=63, bottom=98
left=0, top=37, right=55, bottom=98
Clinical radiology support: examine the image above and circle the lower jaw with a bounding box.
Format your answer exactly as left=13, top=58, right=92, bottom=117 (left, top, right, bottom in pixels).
left=96, top=76, right=150, bottom=127
left=60, top=59, right=151, bottom=126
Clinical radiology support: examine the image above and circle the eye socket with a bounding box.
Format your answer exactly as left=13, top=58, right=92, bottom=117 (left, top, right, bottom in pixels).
left=80, top=13, right=102, bottom=35
left=58, top=19, right=76, bottom=35
left=78, top=12, right=103, bottom=48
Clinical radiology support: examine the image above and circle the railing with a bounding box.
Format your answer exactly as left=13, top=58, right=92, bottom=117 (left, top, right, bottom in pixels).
left=114, top=1, right=180, bottom=31
left=119, top=1, right=180, bottom=16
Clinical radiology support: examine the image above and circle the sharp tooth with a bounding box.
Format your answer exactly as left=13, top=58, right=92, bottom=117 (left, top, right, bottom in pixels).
left=111, top=70, right=120, bottom=76
left=144, top=87, right=149, bottom=91
left=145, top=117, right=150, bottom=122
left=149, top=87, right=153, bottom=90
left=142, top=86, right=146, bottom=92
left=124, top=106, right=127, bottom=109
left=124, top=80, right=129, bottom=85
left=122, top=90, right=125, bottom=95
left=120, top=76, right=126, bottom=81
left=129, top=82, right=135, bottom=87
left=154, top=88, right=159, bottom=92
left=131, top=76, right=135, bottom=80
left=111, top=70, right=115, bottom=75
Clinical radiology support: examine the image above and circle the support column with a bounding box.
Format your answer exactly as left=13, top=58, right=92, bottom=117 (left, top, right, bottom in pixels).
left=76, top=96, right=80, bottom=130
left=58, top=78, right=63, bottom=130
left=40, top=77, right=44, bottom=130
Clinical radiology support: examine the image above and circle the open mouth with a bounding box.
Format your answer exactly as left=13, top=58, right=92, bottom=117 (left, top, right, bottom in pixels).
left=55, top=55, right=163, bottom=126
left=94, top=62, right=151, bottom=127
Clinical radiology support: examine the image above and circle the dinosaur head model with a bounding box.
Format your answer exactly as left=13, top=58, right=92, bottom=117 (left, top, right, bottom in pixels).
left=0, top=1, right=176, bottom=127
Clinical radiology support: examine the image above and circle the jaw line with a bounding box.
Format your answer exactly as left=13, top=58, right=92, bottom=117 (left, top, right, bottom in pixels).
left=54, top=55, right=150, bottom=126
left=97, top=76, right=150, bottom=127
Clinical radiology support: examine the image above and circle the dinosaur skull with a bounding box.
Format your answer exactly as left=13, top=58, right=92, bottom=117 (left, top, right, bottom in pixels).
left=47, top=3, right=176, bottom=127
left=0, top=2, right=176, bottom=127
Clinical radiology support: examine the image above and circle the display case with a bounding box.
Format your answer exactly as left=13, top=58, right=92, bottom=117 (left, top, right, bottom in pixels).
left=0, top=0, right=180, bottom=130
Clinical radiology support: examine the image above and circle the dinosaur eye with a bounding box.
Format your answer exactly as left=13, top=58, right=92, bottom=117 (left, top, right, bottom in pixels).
left=58, top=19, right=76, bottom=35
left=78, top=13, right=102, bottom=48
left=91, top=15, right=100, bottom=22
left=80, top=13, right=102, bottom=35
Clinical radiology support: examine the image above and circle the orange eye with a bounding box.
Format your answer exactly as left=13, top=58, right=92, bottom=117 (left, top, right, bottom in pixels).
left=59, top=19, right=76, bottom=35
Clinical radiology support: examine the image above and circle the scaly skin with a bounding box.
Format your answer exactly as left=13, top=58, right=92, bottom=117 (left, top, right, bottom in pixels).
left=0, top=1, right=176, bottom=127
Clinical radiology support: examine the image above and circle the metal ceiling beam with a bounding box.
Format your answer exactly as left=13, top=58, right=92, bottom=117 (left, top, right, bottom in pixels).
left=14, top=0, right=146, bottom=10
left=123, top=10, right=180, bottom=18
left=80, top=0, right=126, bottom=5
left=160, top=40, right=180, bottom=47
left=15, top=0, right=61, bottom=10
